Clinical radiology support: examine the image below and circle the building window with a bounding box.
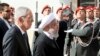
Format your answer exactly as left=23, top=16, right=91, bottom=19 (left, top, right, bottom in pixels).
left=78, top=0, right=100, bottom=7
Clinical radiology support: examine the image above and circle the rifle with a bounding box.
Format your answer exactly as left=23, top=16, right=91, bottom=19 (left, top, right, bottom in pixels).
left=35, top=1, right=38, bottom=28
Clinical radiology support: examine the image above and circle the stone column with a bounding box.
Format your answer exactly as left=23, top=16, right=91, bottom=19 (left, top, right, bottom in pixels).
left=71, top=0, right=78, bottom=12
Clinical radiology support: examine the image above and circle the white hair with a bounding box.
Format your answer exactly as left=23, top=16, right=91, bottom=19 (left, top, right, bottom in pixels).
left=14, top=7, right=30, bottom=20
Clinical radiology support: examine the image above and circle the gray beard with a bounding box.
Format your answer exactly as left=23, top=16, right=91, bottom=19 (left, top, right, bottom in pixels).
left=48, top=28, right=59, bottom=40
left=52, top=32, right=59, bottom=40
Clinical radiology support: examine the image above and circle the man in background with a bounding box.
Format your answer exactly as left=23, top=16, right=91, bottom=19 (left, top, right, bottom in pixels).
left=0, top=3, right=11, bottom=56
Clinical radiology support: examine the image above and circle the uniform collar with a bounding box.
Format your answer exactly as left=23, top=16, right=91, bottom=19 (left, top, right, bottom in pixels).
left=77, top=19, right=86, bottom=24
left=86, top=18, right=94, bottom=23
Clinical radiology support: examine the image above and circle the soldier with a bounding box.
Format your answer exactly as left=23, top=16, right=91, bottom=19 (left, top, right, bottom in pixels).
left=34, top=5, right=51, bottom=40
left=94, top=6, right=100, bottom=56
left=94, top=7, right=100, bottom=37
left=86, top=6, right=94, bottom=22
left=93, top=7, right=100, bottom=37
left=56, top=7, right=63, bottom=21
left=56, top=7, right=67, bottom=56
left=65, top=6, right=93, bottom=56
left=84, top=6, right=100, bottom=56
left=39, top=5, right=51, bottom=23
left=94, top=7, right=100, bottom=19
left=62, top=5, right=74, bottom=56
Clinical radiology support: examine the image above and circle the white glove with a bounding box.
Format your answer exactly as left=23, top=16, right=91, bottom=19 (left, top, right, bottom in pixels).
left=64, top=29, right=73, bottom=33
left=34, top=28, right=39, bottom=31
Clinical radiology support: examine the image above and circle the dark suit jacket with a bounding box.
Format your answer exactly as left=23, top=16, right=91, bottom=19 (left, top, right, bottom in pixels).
left=3, top=25, right=31, bottom=56
left=0, top=19, right=9, bottom=56
left=33, top=32, right=60, bottom=56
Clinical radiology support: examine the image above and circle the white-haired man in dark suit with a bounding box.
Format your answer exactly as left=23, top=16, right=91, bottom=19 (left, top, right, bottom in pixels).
left=3, top=7, right=33, bottom=56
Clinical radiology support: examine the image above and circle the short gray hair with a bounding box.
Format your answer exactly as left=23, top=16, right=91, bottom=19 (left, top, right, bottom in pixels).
left=14, top=7, right=31, bottom=20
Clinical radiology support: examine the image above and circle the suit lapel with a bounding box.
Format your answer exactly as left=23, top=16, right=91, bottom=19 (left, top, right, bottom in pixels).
left=14, top=26, right=30, bottom=55
left=42, top=33, right=59, bottom=49
left=0, top=19, right=9, bottom=31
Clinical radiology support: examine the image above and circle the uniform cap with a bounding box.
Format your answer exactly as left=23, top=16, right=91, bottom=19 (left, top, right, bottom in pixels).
left=75, top=6, right=85, bottom=14
left=63, top=5, right=71, bottom=16
left=56, top=7, right=63, bottom=14
left=86, top=6, right=94, bottom=11
left=41, top=5, right=51, bottom=14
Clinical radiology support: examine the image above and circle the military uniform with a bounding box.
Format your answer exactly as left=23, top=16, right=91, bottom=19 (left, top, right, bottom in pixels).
left=71, top=20, right=93, bottom=56
left=72, top=13, right=100, bottom=56
left=70, top=6, right=96, bottom=56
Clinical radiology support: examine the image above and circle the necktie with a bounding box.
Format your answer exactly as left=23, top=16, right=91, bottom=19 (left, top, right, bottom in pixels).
left=23, top=32, right=31, bottom=55
left=23, top=32, right=29, bottom=49
left=23, top=32, right=28, bottom=43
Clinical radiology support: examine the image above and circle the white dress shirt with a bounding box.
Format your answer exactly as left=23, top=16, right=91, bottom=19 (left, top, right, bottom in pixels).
left=43, top=31, right=54, bottom=40
left=16, top=25, right=25, bottom=35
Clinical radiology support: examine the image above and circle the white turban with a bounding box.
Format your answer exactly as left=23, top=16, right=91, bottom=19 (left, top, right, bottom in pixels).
left=39, top=13, right=56, bottom=29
